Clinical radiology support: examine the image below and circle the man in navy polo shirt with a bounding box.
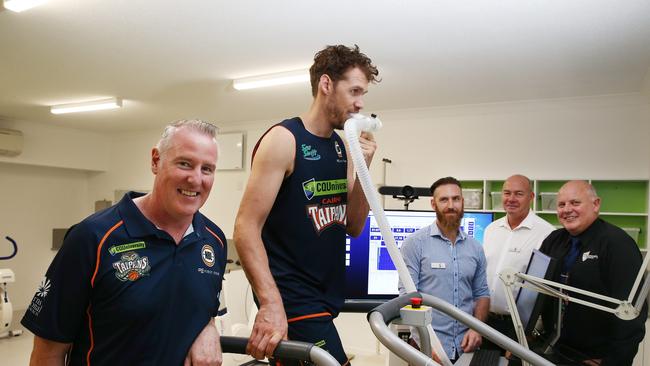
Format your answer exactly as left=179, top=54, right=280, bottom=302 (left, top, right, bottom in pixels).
left=22, top=120, right=227, bottom=366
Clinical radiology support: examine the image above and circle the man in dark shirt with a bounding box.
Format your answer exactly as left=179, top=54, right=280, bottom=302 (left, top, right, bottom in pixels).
left=539, top=180, right=646, bottom=366
left=22, top=120, right=227, bottom=366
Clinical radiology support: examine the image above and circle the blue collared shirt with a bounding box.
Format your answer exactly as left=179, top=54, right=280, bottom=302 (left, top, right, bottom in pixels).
left=399, top=222, right=490, bottom=359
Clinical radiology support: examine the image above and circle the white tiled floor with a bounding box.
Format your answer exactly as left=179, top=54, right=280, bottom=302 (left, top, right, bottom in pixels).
left=0, top=313, right=31, bottom=366
left=0, top=334, right=32, bottom=365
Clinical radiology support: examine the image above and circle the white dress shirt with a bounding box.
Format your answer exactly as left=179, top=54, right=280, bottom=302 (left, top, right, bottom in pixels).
left=483, top=210, right=555, bottom=314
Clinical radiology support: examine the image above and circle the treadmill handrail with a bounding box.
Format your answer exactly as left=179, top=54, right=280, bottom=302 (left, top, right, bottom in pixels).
left=220, top=336, right=339, bottom=366
left=368, top=292, right=555, bottom=366
left=369, top=312, right=438, bottom=366
left=343, top=298, right=390, bottom=313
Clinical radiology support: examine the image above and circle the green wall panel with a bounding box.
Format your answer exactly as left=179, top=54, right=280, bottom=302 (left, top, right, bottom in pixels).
left=592, top=181, right=649, bottom=214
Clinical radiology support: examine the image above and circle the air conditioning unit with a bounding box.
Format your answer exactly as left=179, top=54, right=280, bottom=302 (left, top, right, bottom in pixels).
left=0, top=128, right=23, bottom=157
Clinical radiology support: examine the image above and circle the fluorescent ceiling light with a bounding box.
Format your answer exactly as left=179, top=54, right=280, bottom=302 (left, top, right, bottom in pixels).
left=3, top=0, right=48, bottom=12
left=232, top=70, right=309, bottom=90
left=50, top=98, right=122, bottom=115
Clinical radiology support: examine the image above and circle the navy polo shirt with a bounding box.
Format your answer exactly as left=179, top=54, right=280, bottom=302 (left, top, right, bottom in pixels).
left=22, top=192, right=227, bottom=366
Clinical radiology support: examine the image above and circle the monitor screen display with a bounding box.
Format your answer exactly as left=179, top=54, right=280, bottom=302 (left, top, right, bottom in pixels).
left=516, top=249, right=557, bottom=335
left=344, top=210, right=494, bottom=300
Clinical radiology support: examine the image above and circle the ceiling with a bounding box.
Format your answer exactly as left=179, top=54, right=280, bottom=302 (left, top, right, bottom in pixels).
left=1, top=0, right=650, bottom=133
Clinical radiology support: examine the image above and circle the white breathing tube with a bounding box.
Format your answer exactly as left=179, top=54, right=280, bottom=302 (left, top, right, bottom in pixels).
left=343, top=114, right=452, bottom=366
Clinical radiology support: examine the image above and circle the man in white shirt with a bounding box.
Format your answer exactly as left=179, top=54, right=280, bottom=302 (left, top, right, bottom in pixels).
left=482, top=175, right=555, bottom=352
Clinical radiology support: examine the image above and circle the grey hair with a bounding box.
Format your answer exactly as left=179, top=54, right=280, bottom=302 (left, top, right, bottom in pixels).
left=156, top=119, right=219, bottom=156
left=574, top=180, right=599, bottom=198
left=586, top=182, right=599, bottom=199
left=562, top=180, right=599, bottom=200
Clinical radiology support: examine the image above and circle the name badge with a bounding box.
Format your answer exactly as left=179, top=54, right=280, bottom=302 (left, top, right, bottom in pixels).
left=431, top=262, right=446, bottom=269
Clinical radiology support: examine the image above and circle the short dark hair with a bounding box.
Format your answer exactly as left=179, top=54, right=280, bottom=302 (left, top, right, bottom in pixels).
left=430, top=177, right=462, bottom=196
left=309, top=44, right=380, bottom=97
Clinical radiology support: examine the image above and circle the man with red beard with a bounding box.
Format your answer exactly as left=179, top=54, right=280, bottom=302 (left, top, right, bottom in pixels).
left=399, top=177, right=490, bottom=363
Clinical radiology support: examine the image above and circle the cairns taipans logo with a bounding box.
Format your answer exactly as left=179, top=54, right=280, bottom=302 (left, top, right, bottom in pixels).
left=112, top=251, right=151, bottom=282
left=306, top=203, right=347, bottom=233
left=301, top=144, right=321, bottom=160
left=201, top=244, right=216, bottom=267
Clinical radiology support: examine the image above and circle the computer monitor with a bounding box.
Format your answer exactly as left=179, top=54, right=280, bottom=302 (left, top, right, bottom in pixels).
left=344, top=210, right=494, bottom=301
left=515, top=249, right=558, bottom=335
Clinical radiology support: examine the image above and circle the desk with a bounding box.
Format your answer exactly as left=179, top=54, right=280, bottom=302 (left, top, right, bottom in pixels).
left=455, top=352, right=508, bottom=366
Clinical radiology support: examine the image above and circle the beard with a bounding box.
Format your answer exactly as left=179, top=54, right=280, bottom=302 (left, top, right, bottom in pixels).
left=325, top=92, right=351, bottom=130
left=435, top=206, right=463, bottom=233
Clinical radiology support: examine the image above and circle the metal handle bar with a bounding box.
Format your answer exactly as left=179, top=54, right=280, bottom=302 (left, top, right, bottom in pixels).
left=220, top=336, right=340, bottom=366
left=368, top=292, right=555, bottom=366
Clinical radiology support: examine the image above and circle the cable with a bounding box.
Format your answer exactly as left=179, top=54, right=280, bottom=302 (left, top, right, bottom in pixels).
left=344, top=114, right=451, bottom=366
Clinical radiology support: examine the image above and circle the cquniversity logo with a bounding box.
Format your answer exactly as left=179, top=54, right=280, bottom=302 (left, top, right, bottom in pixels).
left=302, top=178, right=347, bottom=200
left=302, top=178, right=316, bottom=200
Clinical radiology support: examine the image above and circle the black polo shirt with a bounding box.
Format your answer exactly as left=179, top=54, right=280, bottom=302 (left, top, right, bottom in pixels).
left=539, top=218, right=646, bottom=365
left=22, top=192, right=227, bottom=365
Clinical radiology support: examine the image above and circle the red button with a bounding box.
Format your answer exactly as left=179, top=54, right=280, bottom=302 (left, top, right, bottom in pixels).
left=410, top=297, right=422, bottom=308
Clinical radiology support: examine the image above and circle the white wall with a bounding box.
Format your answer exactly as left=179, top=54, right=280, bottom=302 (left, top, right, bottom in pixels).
left=87, top=129, right=159, bottom=203
left=377, top=94, right=650, bottom=210
left=0, top=163, right=90, bottom=310
left=0, top=119, right=110, bottom=172
left=643, top=66, right=650, bottom=104
left=0, top=120, right=112, bottom=310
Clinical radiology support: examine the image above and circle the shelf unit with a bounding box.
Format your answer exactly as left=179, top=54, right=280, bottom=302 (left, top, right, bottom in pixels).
left=460, top=179, right=649, bottom=249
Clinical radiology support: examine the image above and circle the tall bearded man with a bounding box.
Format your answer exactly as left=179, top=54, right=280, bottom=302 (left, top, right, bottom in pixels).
left=399, top=177, right=490, bottom=364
